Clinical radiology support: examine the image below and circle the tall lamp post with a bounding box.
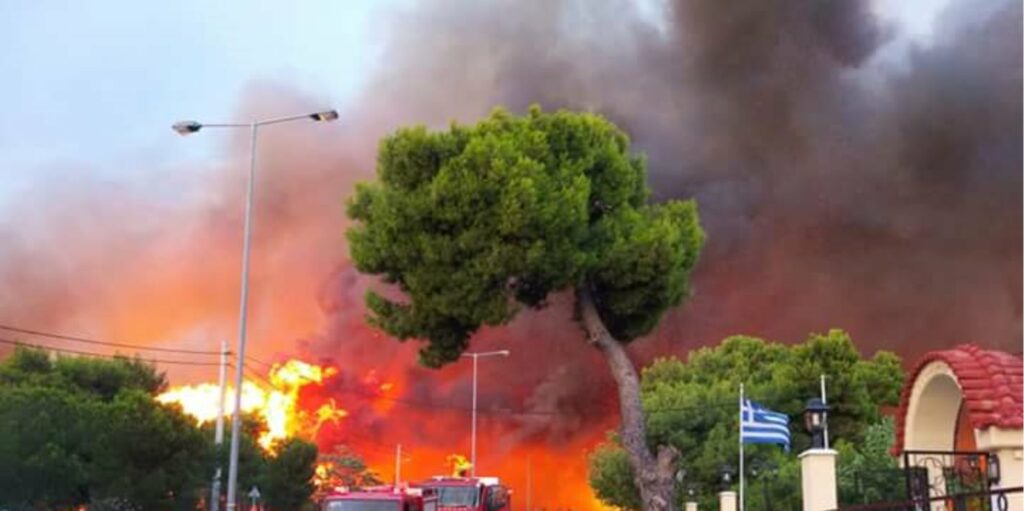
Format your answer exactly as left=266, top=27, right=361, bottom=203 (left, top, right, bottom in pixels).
left=172, top=109, right=337, bottom=511
left=461, top=349, right=510, bottom=476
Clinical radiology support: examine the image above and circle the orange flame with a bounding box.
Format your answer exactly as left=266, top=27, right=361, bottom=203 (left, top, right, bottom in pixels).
left=314, top=462, right=332, bottom=491
left=156, top=358, right=347, bottom=450
left=156, top=360, right=609, bottom=510
left=446, top=454, right=473, bottom=477
left=314, top=399, right=349, bottom=430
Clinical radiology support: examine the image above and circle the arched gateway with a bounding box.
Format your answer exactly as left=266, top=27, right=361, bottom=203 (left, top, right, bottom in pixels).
left=892, top=345, right=1022, bottom=511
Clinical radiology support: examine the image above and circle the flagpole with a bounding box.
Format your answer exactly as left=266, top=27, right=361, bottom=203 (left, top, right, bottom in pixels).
left=739, top=383, right=745, bottom=511
left=820, top=374, right=829, bottom=450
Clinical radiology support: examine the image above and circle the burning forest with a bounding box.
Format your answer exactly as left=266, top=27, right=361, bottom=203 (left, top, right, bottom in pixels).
left=0, top=0, right=1020, bottom=509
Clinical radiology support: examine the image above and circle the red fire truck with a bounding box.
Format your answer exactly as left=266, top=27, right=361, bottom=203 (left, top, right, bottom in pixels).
left=418, top=477, right=511, bottom=511
left=321, top=486, right=439, bottom=511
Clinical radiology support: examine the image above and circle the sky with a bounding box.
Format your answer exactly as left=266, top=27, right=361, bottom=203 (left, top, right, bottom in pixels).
left=0, top=0, right=398, bottom=202
left=0, top=0, right=948, bottom=203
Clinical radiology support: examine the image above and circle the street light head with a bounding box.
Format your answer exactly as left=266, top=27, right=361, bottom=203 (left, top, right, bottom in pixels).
left=499, top=350, right=511, bottom=357
left=172, top=121, right=202, bottom=136
left=309, top=110, right=338, bottom=122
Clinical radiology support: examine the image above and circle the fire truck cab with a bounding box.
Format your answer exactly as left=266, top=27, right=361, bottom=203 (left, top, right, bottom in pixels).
left=322, top=486, right=439, bottom=511
left=418, top=477, right=511, bottom=511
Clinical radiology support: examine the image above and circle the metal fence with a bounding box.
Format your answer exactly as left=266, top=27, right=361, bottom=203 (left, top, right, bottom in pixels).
left=832, top=486, right=1022, bottom=511
left=834, top=450, right=1018, bottom=511
left=902, top=450, right=994, bottom=505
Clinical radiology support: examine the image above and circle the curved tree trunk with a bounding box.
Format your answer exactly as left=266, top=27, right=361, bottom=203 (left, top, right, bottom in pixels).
left=578, top=285, right=678, bottom=511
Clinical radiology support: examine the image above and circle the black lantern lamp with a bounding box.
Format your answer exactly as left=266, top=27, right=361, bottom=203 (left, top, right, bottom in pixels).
left=720, top=464, right=736, bottom=490
left=803, top=398, right=829, bottom=449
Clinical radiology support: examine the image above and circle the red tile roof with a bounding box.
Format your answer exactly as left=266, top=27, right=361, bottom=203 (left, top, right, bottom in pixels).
left=892, top=344, right=1023, bottom=455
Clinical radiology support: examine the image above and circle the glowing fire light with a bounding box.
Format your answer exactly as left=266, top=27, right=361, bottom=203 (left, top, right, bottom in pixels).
left=446, top=454, right=473, bottom=477
left=156, top=360, right=610, bottom=509
left=315, top=399, right=349, bottom=430
left=156, top=358, right=347, bottom=450
left=155, top=381, right=267, bottom=423
left=314, top=462, right=332, bottom=490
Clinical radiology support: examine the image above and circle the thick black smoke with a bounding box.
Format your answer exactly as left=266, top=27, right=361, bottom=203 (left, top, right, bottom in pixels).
left=278, top=0, right=1024, bottom=469
left=346, top=0, right=1022, bottom=360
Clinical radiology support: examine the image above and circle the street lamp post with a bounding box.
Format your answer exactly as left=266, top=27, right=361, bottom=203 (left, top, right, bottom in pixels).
left=172, top=109, right=337, bottom=511
left=461, top=349, right=509, bottom=477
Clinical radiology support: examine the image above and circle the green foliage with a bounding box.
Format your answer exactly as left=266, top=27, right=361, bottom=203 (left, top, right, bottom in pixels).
left=262, top=438, right=319, bottom=511
left=0, top=384, right=96, bottom=509
left=588, top=330, right=904, bottom=510
left=0, top=347, right=323, bottom=511
left=347, top=106, right=705, bottom=366
left=0, top=347, right=207, bottom=510
left=206, top=417, right=320, bottom=511
left=0, top=346, right=166, bottom=398
left=836, top=418, right=905, bottom=505
left=314, top=445, right=384, bottom=493
left=92, top=389, right=210, bottom=509
left=588, top=434, right=642, bottom=511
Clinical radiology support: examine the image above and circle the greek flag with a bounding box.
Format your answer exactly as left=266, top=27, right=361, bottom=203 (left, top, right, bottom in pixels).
left=740, top=400, right=791, bottom=450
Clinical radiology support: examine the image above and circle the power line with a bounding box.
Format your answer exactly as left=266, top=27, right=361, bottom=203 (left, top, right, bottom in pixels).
left=332, top=431, right=407, bottom=456
left=228, top=366, right=766, bottom=421
left=231, top=366, right=741, bottom=419
left=0, top=323, right=223, bottom=356
left=242, top=363, right=275, bottom=388
left=245, top=356, right=274, bottom=369
left=326, top=382, right=744, bottom=418
left=0, top=337, right=224, bottom=367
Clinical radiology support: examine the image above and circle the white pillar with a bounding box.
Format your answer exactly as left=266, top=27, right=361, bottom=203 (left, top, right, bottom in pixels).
left=470, top=354, right=478, bottom=477
left=976, top=427, right=1024, bottom=511
left=719, top=491, right=737, bottom=511
left=800, top=449, right=838, bottom=511
left=685, top=501, right=698, bottom=511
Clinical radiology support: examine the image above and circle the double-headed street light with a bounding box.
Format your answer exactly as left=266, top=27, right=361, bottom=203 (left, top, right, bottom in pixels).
left=171, top=110, right=338, bottom=136
left=172, top=109, right=337, bottom=511
left=461, top=349, right=510, bottom=477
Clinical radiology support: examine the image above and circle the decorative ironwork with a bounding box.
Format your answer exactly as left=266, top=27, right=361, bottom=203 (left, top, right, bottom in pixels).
left=830, top=486, right=1021, bottom=511
left=833, top=450, right=1020, bottom=511
left=903, top=450, right=992, bottom=511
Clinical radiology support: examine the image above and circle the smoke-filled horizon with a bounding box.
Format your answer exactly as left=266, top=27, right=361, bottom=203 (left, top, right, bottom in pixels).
left=0, top=0, right=1020, bottom=507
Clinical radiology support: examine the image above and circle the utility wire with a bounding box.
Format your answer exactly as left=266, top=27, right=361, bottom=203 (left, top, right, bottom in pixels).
left=0, top=337, right=223, bottom=367
left=332, top=431, right=407, bottom=456
left=307, top=378, right=744, bottom=418
left=0, top=323, right=224, bottom=356
left=245, top=356, right=274, bottom=369
left=230, top=366, right=770, bottom=421
left=0, top=328, right=790, bottom=418
left=242, top=364, right=275, bottom=388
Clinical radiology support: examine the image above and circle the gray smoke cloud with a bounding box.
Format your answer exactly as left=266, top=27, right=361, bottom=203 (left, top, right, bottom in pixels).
left=295, top=0, right=1022, bottom=458
left=346, top=0, right=1022, bottom=359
